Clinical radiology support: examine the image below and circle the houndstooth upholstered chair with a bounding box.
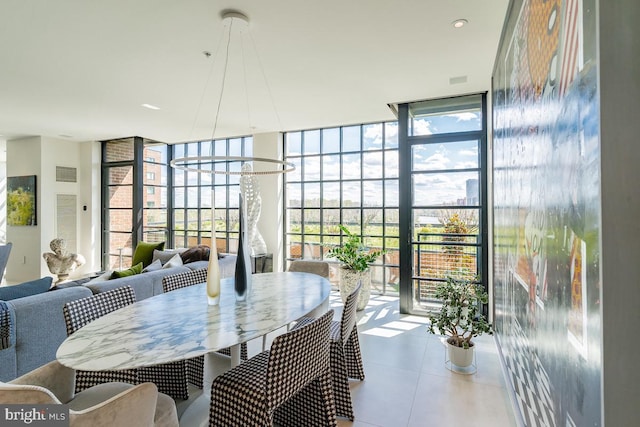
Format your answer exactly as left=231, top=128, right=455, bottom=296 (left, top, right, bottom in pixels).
left=161, top=268, right=248, bottom=390
left=291, top=281, right=364, bottom=420
left=209, top=309, right=337, bottom=427
left=0, top=359, right=178, bottom=427
left=63, top=286, right=189, bottom=400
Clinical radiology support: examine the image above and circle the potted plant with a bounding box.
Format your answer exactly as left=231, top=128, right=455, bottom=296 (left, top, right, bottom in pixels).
left=427, top=275, right=492, bottom=370
left=325, top=225, right=386, bottom=310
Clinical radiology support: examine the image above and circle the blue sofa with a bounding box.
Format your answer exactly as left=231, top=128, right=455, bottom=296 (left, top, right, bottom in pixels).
left=0, top=256, right=236, bottom=382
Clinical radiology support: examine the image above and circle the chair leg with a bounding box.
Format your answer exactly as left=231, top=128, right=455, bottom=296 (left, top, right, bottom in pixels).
left=344, top=328, right=365, bottom=380
left=331, top=343, right=354, bottom=420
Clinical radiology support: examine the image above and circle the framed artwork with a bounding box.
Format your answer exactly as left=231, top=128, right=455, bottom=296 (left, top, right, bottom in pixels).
left=7, top=175, right=37, bottom=226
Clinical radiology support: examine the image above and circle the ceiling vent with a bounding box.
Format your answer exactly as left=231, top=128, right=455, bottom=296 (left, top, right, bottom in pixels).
left=56, top=166, right=77, bottom=183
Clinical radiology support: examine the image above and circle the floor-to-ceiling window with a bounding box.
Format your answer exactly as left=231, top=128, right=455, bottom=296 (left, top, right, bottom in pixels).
left=102, top=136, right=252, bottom=270
left=102, top=137, right=139, bottom=269
left=283, top=123, right=400, bottom=293
left=398, top=94, right=488, bottom=314
left=142, top=143, right=169, bottom=244
left=284, top=94, right=488, bottom=314
left=170, top=137, right=253, bottom=252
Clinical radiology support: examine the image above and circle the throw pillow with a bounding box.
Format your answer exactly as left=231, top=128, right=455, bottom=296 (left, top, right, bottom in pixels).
left=0, top=277, right=53, bottom=301
left=180, top=245, right=210, bottom=264
left=132, top=241, right=165, bottom=268
left=86, top=270, right=114, bottom=284
left=110, top=262, right=143, bottom=279
left=152, top=248, right=186, bottom=265
left=161, top=254, right=183, bottom=269
left=142, top=259, right=162, bottom=273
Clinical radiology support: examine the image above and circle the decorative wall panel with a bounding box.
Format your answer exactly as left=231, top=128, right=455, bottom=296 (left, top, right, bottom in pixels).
left=492, top=0, right=601, bottom=426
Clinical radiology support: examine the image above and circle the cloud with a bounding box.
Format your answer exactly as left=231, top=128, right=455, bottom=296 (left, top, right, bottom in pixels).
left=413, top=120, right=433, bottom=135
left=447, top=112, right=478, bottom=121
left=458, top=149, right=477, bottom=157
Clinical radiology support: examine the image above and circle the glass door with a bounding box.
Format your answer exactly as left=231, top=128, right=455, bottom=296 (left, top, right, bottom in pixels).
left=398, top=94, right=488, bottom=314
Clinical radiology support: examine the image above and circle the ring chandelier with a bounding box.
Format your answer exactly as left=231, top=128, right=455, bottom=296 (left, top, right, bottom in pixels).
left=170, top=156, right=295, bottom=175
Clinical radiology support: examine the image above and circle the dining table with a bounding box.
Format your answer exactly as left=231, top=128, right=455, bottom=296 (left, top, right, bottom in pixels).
left=56, top=271, right=331, bottom=427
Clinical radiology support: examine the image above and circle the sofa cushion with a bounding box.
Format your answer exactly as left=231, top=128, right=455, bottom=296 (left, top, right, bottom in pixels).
left=0, top=277, right=53, bottom=301
left=86, top=265, right=191, bottom=301
left=110, top=262, right=143, bottom=279
left=132, top=241, right=165, bottom=268
left=8, top=286, right=93, bottom=379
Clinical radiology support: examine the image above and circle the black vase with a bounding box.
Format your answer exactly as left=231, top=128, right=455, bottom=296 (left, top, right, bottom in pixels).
left=234, top=194, right=252, bottom=301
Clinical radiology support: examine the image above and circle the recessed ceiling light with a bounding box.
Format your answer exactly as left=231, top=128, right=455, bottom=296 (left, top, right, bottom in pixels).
left=452, top=19, right=468, bottom=28
left=142, top=103, right=160, bottom=110
left=59, top=134, right=73, bottom=138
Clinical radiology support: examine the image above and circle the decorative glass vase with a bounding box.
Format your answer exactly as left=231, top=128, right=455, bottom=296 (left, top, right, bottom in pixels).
left=207, top=243, right=221, bottom=305
left=234, top=195, right=252, bottom=301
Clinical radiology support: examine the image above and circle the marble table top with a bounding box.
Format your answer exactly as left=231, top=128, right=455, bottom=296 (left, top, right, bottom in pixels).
left=56, top=272, right=330, bottom=371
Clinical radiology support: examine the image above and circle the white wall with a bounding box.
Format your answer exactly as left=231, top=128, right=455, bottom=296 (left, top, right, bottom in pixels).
left=6, top=137, right=42, bottom=282
left=5, top=137, right=101, bottom=283
left=0, top=139, right=6, bottom=246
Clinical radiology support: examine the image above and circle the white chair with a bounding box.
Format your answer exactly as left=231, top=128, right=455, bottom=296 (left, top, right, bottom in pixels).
left=0, top=360, right=178, bottom=427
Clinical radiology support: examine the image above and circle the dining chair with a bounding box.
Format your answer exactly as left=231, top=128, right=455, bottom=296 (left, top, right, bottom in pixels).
left=162, top=268, right=248, bottom=389
left=287, top=259, right=330, bottom=279
left=209, top=309, right=336, bottom=427
left=291, top=281, right=364, bottom=420
left=262, top=259, right=331, bottom=351
left=0, top=359, right=178, bottom=427
left=0, top=242, right=12, bottom=284
left=63, top=286, right=189, bottom=400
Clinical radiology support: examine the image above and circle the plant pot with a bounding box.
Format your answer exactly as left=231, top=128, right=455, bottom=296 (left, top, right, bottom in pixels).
left=339, top=267, right=371, bottom=311
left=446, top=337, right=474, bottom=368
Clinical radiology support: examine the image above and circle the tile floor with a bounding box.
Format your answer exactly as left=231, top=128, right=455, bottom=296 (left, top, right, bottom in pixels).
left=247, top=290, right=518, bottom=427
left=327, top=292, right=517, bottom=427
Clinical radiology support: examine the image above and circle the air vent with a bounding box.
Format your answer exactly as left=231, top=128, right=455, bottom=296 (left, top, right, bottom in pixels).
left=449, top=75, right=468, bottom=85
left=56, top=166, right=77, bottom=183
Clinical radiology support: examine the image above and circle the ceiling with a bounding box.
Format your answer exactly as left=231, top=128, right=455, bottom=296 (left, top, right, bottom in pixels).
left=0, top=0, right=509, bottom=144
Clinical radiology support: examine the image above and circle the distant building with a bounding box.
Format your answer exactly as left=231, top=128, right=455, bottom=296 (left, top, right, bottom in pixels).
left=466, top=179, right=479, bottom=205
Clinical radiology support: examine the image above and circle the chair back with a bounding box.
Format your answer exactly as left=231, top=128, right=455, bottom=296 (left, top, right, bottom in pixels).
left=288, top=260, right=330, bottom=279
left=0, top=382, right=60, bottom=404
left=0, top=302, right=13, bottom=350
left=0, top=243, right=12, bottom=284
left=162, top=267, right=208, bottom=293
left=265, top=309, right=333, bottom=411
left=340, top=281, right=362, bottom=347
left=63, top=286, right=136, bottom=335
left=63, top=287, right=138, bottom=392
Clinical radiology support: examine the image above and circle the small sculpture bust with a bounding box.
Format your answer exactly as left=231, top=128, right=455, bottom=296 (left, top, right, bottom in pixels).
left=43, top=238, right=85, bottom=283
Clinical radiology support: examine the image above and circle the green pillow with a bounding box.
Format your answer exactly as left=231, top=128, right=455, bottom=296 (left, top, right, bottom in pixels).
left=110, top=262, right=143, bottom=279
left=131, top=241, right=165, bottom=268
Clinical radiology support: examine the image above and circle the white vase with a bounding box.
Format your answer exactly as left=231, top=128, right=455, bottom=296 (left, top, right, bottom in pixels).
left=447, top=338, right=475, bottom=368
left=339, top=268, right=371, bottom=311
left=206, top=245, right=221, bottom=305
